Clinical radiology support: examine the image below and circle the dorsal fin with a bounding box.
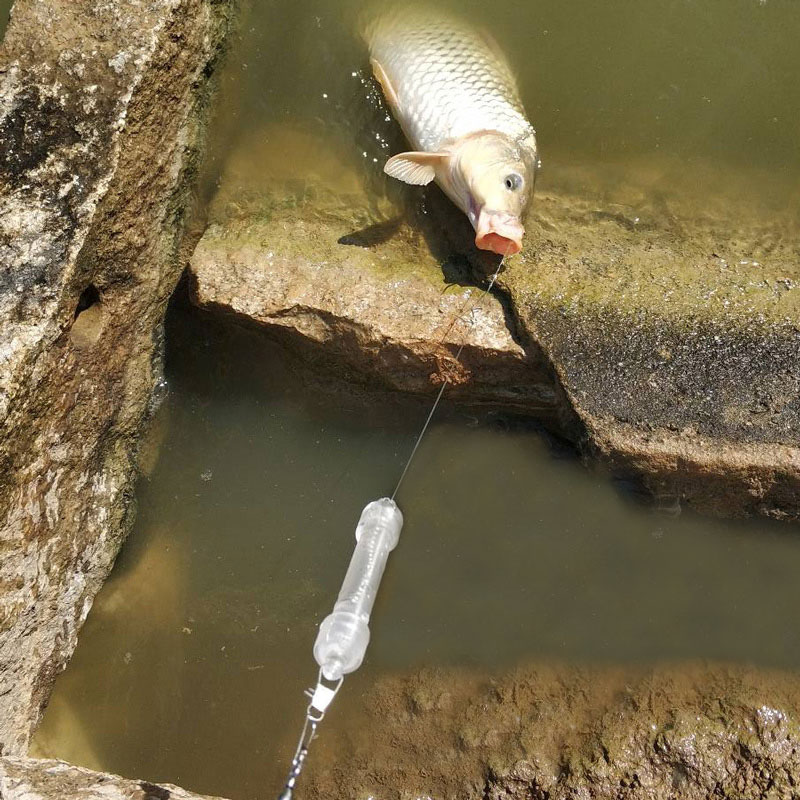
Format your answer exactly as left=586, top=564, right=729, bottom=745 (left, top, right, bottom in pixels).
left=370, top=57, right=401, bottom=114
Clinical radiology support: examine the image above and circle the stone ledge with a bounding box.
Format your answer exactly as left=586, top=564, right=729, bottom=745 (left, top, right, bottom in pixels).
left=0, top=756, right=225, bottom=800
left=502, top=173, right=800, bottom=519
left=189, top=216, right=556, bottom=412
left=189, top=124, right=799, bottom=520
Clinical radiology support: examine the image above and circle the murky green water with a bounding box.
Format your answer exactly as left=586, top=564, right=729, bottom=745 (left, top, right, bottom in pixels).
left=0, top=0, right=13, bottom=38
left=35, top=304, right=800, bottom=798
left=206, top=0, right=800, bottom=209
left=35, top=1, right=800, bottom=798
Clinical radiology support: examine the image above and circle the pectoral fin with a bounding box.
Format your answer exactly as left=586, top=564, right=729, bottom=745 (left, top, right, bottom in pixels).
left=384, top=151, right=450, bottom=185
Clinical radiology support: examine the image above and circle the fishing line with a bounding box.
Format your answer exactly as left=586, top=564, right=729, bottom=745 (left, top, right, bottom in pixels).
left=277, top=252, right=508, bottom=800
left=391, top=255, right=506, bottom=500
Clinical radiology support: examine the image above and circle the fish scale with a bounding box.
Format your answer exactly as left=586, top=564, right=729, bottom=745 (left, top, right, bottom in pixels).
left=367, top=8, right=534, bottom=153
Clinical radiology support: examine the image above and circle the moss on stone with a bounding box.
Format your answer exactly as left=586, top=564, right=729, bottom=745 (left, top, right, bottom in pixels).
left=504, top=173, right=799, bottom=326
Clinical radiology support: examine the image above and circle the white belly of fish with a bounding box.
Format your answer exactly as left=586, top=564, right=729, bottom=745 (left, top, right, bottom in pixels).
left=367, top=11, right=534, bottom=152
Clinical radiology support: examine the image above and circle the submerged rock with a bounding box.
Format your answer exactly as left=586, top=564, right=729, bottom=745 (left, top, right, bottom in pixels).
left=0, top=0, right=233, bottom=754
left=306, top=661, right=800, bottom=800
left=12, top=659, right=800, bottom=800
left=190, top=125, right=799, bottom=520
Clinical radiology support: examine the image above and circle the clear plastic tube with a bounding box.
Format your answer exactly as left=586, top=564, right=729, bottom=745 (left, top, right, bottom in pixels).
left=313, top=498, right=404, bottom=681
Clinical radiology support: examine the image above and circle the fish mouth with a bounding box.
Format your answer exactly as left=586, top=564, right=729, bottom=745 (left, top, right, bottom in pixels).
left=473, top=207, right=524, bottom=256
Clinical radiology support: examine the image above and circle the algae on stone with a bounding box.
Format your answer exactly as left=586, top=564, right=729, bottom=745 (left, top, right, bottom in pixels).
left=190, top=124, right=556, bottom=411
left=498, top=164, right=799, bottom=519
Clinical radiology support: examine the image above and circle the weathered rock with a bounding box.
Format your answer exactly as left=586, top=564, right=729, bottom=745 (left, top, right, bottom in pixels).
left=0, top=0, right=233, bottom=755
left=306, top=661, right=800, bottom=800
left=0, top=756, right=224, bottom=800
left=499, top=166, right=800, bottom=520
left=191, top=123, right=799, bottom=519
left=189, top=125, right=556, bottom=413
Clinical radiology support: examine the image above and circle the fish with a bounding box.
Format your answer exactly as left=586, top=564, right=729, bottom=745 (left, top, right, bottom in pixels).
left=365, top=6, right=539, bottom=256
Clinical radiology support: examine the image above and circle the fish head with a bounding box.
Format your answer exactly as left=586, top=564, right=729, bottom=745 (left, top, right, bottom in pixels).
left=446, top=132, right=537, bottom=256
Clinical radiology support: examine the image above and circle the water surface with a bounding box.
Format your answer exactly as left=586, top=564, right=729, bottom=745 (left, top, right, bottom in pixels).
left=34, top=304, right=800, bottom=799
left=207, top=0, right=800, bottom=210
left=0, top=0, right=13, bottom=38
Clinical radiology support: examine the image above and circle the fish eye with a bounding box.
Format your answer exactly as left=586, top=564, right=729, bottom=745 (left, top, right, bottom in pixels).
left=504, top=173, right=523, bottom=191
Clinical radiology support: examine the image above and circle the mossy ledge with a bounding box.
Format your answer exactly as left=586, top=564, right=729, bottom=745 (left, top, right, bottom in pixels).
left=190, top=132, right=799, bottom=521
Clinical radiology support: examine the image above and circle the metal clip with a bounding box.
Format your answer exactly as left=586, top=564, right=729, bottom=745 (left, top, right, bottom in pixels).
left=276, top=669, right=344, bottom=799
left=307, top=670, right=342, bottom=720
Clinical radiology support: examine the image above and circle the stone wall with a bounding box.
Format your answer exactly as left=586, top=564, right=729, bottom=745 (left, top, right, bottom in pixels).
left=0, top=0, right=233, bottom=755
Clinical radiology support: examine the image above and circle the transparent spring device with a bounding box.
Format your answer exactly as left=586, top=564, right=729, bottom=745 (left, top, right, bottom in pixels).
left=313, top=498, right=404, bottom=681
